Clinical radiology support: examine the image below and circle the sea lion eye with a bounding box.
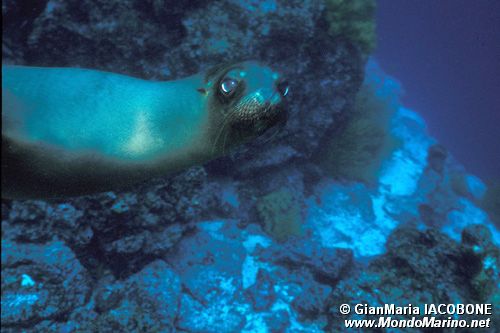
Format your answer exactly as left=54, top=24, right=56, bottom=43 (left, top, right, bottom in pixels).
left=277, top=80, right=289, bottom=97
left=220, top=77, right=239, bottom=96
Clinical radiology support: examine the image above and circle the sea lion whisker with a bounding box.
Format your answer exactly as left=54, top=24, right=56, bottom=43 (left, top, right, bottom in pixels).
left=212, top=111, right=234, bottom=155
left=222, top=129, right=230, bottom=155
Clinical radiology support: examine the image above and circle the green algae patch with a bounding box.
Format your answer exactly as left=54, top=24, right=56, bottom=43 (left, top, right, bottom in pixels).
left=324, top=0, right=376, bottom=55
left=480, top=181, right=500, bottom=227
left=256, top=188, right=304, bottom=243
left=318, top=81, right=401, bottom=184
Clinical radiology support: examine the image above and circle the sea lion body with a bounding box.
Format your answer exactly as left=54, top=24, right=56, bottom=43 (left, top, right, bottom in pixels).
left=2, top=62, right=287, bottom=199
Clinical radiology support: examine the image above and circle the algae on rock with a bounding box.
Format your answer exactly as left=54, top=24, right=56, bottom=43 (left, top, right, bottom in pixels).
left=324, top=0, right=376, bottom=55
left=256, top=188, right=304, bottom=242
left=318, top=79, right=401, bottom=184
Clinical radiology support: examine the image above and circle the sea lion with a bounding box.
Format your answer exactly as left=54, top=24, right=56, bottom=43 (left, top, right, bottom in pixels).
left=2, top=61, right=289, bottom=199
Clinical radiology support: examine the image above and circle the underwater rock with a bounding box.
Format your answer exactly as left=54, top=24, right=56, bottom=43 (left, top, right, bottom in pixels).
left=18, top=0, right=204, bottom=75
left=256, top=236, right=353, bottom=283
left=444, top=198, right=499, bottom=244
left=177, top=294, right=247, bottom=333
left=306, top=180, right=391, bottom=257
left=92, top=260, right=181, bottom=332
left=463, top=174, right=488, bottom=200
left=324, top=0, right=376, bottom=55
left=166, top=221, right=249, bottom=332
left=292, top=283, right=332, bottom=321
left=1, top=240, right=90, bottom=328
left=165, top=220, right=336, bottom=332
left=1, top=0, right=47, bottom=64
left=451, top=172, right=488, bottom=201
left=462, top=223, right=497, bottom=250
left=245, top=269, right=277, bottom=311
left=326, top=225, right=499, bottom=332
left=263, top=309, right=290, bottom=333
left=383, top=227, right=466, bottom=282
left=229, top=145, right=302, bottom=176
left=461, top=225, right=500, bottom=305
left=2, top=200, right=90, bottom=246
left=256, top=187, right=304, bottom=242
left=2, top=166, right=211, bottom=278
left=166, top=221, right=247, bottom=297
left=44, top=260, right=182, bottom=333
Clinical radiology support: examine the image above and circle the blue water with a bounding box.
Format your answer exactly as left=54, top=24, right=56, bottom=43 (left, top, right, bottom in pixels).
left=375, top=0, right=500, bottom=180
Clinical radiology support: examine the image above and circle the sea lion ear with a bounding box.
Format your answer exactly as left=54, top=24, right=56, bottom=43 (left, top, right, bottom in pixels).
left=197, top=88, right=208, bottom=95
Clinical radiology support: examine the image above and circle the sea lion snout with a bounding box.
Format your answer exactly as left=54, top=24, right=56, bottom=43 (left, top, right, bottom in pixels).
left=233, top=65, right=288, bottom=124
left=203, top=61, right=290, bottom=153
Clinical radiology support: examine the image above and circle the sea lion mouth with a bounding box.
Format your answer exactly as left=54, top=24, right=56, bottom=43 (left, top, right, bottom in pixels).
left=231, top=101, right=287, bottom=140
left=258, top=102, right=288, bottom=132
left=233, top=88, right=287, bottom=122
left=229, top=104, right=288, bottom=151
left=268, top=104, right=288, bottom=128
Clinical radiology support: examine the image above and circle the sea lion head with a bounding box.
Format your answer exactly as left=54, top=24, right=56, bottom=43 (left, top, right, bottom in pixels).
left=202, top=61, right=289, bottom=153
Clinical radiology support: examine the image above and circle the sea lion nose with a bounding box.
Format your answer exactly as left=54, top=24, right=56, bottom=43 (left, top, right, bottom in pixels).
left=255, top=88, right=275, bottom=101
left=270, top=93, right=282, bottom=106
left=254, top=87, right=283, bottom=106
